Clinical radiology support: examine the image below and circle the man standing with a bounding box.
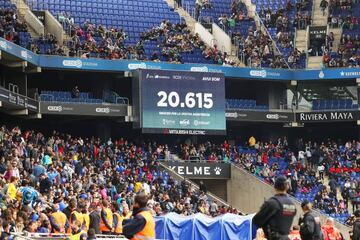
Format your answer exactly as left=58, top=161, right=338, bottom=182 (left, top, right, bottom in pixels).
left=89, top=203, right=101, bottom=234
left=123, top=193, right=155, bottom=240
left=352, top=210, right=360, bottom=240
left=100, top=200, right=113, bottom=234
left=299, top=200, right=323, bottom=240
left=253, top=176, right=297, bottom=240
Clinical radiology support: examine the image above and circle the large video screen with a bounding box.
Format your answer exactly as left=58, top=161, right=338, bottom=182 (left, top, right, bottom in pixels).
left=139, top=69, right=226, bottom=135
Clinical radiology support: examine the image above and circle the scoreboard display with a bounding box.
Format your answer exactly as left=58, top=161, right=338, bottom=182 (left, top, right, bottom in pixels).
left=134, top=69, right=226, bottom=135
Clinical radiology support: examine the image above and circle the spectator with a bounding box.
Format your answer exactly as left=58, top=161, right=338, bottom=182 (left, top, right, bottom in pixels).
left=320, top=0, right=329, bottom=16
left=72, top=86, right=80, bottom=98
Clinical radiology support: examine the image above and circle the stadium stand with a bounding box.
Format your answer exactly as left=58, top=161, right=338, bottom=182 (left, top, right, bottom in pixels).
left=0, top=0, right=32, bottom=49
left=0, top=126, right=243, bottom=238
left=226, top=99, right=269, bottom=110
left=176, top=138, right=359, bottom=225
left=312, top=99, right=359, bottom=110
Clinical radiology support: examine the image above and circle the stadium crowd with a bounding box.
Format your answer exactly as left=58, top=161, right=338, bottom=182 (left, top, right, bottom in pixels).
left=0, top=125, right=240, bottom=239
left=0, top=8, right=28, bottom=47
left=175, top=137, right=360, bottom=223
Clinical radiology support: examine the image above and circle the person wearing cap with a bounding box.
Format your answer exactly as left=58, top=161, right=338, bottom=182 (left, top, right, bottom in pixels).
left=321, top=218, right=342, bottom=240
left=299, top=200, right=323, bottom=240
left=352, top=210, right=360, bottom=240
left=123, top=193, right=155, bottom=240
left=253, top=176, right=297, bottom=240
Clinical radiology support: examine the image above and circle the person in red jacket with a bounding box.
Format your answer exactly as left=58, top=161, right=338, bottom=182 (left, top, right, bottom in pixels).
left=322, top=218, right=343, bottom=240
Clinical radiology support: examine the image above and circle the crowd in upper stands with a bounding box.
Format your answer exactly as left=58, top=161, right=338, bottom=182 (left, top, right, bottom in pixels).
left=0, top=125, right=243, bottom=239
left=175, top=137, right=360, bottom=225
left=0, top=8, right=28, bottom=46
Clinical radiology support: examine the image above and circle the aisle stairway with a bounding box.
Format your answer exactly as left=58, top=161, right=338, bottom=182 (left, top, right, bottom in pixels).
left=165, top=0, right=245, bottom=66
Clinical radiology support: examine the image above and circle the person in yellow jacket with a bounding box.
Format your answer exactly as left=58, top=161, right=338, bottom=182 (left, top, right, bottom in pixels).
left=288, top=226, right=302, bottom=240
left=123, top=193, right=155, bottom=240
left=100, top=200, right=113, bottom=234
left=80, top=204, right=90, bottom=232
left=68, top=220, right=87, bottom=240
left=50, top=204, right=69, bottom=233
left=249, top=136, right=256, bottom=147
left=113, top=202, right=131, bottom=234
left=7, top=176, right=18, bottom=200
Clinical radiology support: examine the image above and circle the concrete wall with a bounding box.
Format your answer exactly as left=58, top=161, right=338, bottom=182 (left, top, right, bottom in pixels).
left=44, top=11, right=64, bottom=45
left=194, top=22, right=215, bottom=48
left=227, top=165, right=351, bottom=238
left=212, top=23, right=232, bottom=54
left=192, top=179, right=228, bottom=201
left=24, top=9, right=44, bottom=35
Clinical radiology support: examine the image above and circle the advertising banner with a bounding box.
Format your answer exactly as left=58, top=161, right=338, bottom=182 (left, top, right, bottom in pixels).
left=139, top=69, right=226, bottom=135
left=225, top=110, right=294, bottom=122
left=0, top=87, right=39, bottom=112
left=40, top=102, right=128, bottom=116
left=165, top=161, right=231, bottom=179
left=297, top=110, right=359, bottom=122
left=32, top=10, right=45, bottom=24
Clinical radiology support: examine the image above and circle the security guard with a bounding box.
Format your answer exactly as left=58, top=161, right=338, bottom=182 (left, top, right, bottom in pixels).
left=113, top=202, right=131, bottom=234
left=299, top=200, right=322, bottom=240
left=50, top=203, right=69, bottom=233
left=69, top=220, right=87, bottom=240
left=123, top=193, right=155, bottom=240
left=100, top=200, right=113, bottom=234
left=253, top=176, right=297, bottom=240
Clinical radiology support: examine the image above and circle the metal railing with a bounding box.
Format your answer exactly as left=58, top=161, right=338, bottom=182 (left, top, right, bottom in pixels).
left=254, top=12, right=292, bottom=69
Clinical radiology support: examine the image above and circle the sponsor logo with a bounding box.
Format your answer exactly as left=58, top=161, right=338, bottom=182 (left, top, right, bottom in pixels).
left=128, top=63, right=146, bottom=70
left=173, top=75, right=182, bottom=80
left=202, top=76, right=221, bottom=82
left=340, top=71, right=360, bottom=77
left=47, top=106, right=63, bottom=112
left=179, top=119, right=190, bottom=126
left=95, top=107, right=110, bottom=114
left=8, top=93, right=16, bottom=104
left=21, top=50, right=28, bottom=59
left=266, top=114, right=280, bottom=120
left=299, top=112, right=355, bottom=121
left=166, top=129, right=206, bottom=135
left=62, top=59, right=83, bottom=68
left=146, top=73, right=154, bottom=79
left=190, top=66, right=208, bottom=72
left=225, top=112, right=238, bottom=118
left=193, top=120, right=210, bottom=126
left=319, top=71, right=325, bottom=79
left=250, top=70, right=267, bottom=78
left=169, top=166, right=211, bottom=175
left=214, top=167, right=222, bottom=175
left=154, top=74, right=170, bottom=79
left=162, top=119, right=176, bottom=125
left=0, top=40, right=7, bottom=49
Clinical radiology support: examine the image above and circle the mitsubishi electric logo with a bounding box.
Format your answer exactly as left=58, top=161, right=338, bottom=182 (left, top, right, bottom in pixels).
left=319, top=71, right=324, bottom=79
left=62, top=59, right=83, bottom=68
